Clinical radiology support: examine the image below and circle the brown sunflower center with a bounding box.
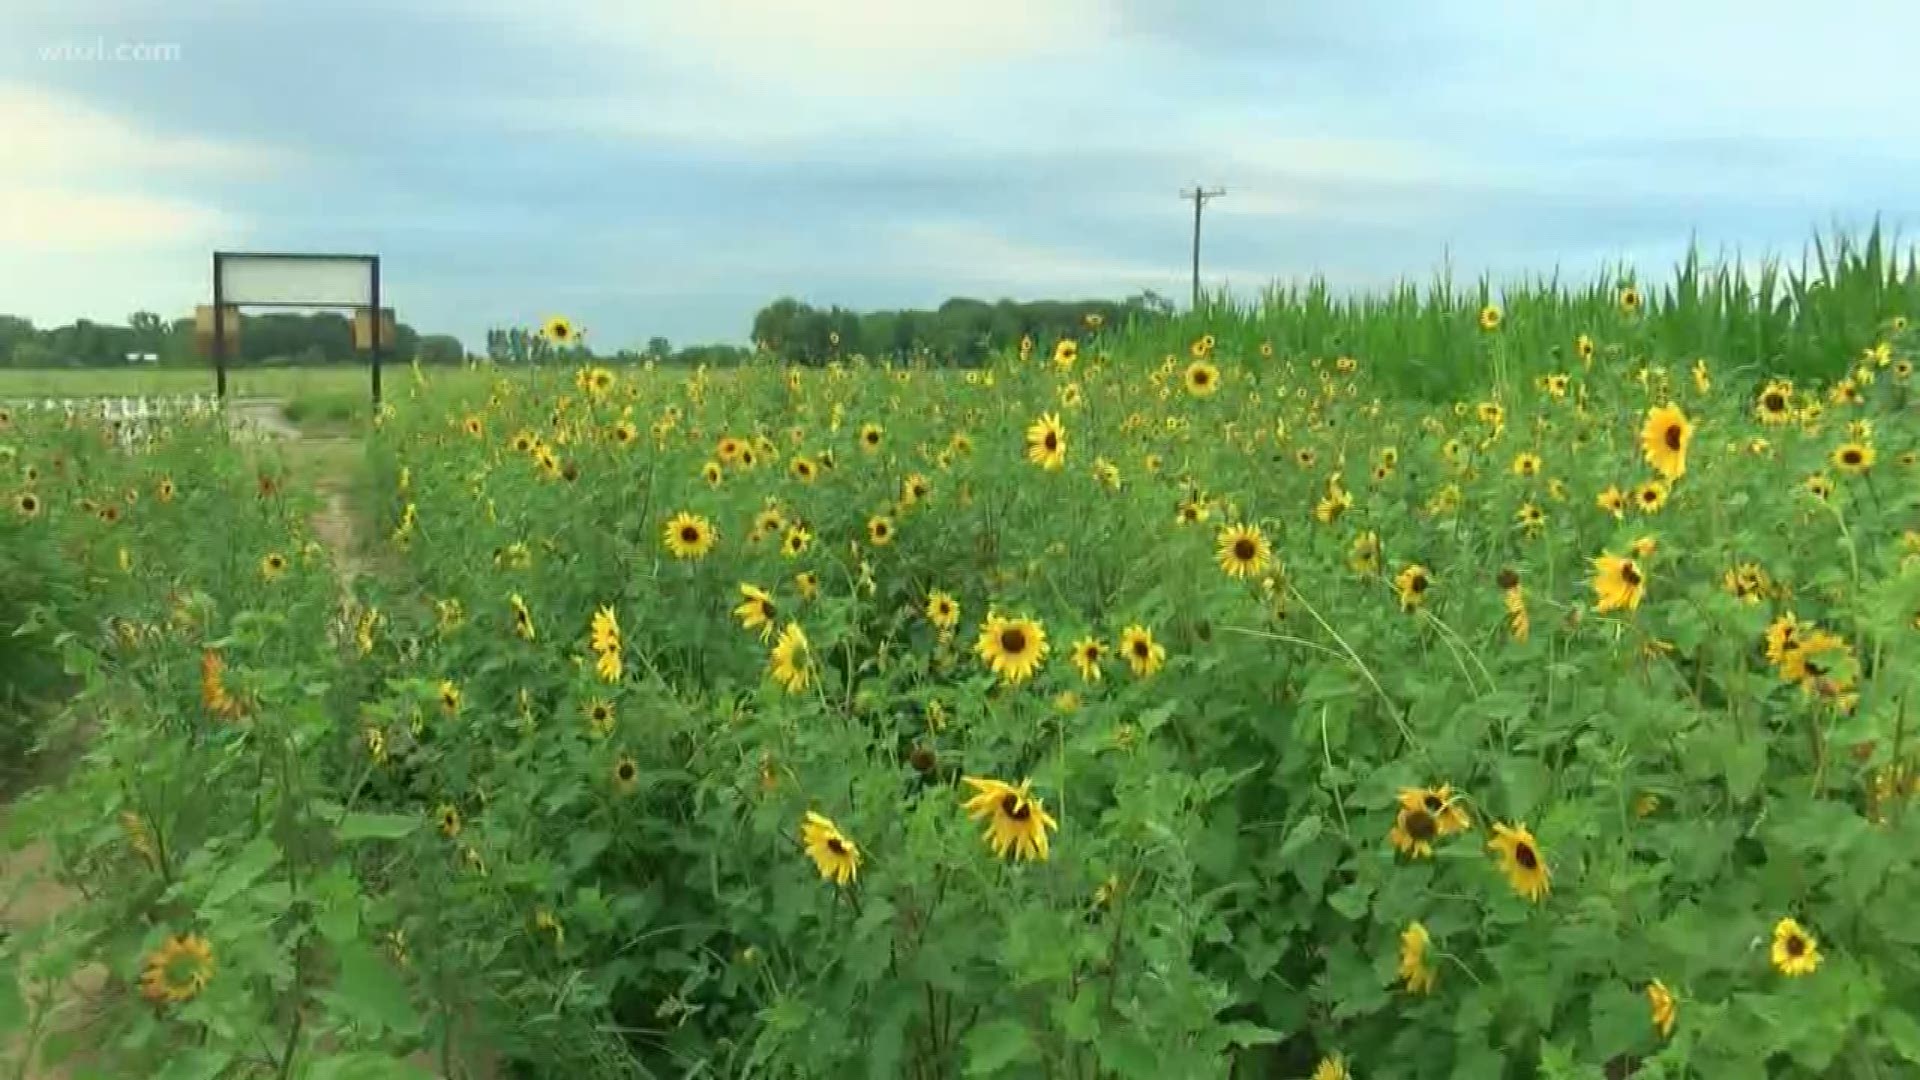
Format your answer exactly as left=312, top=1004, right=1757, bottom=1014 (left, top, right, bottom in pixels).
left=1785, top=934, right=1806, bottom=957
left=1622, top=563, right=1642, bottom=587
left=826, top=837, right=847, bottom=855
left=1194, top=370, right=1212, bottom=385
left=1000, top=794, right=1032, bottom=822
left=1423, top=794, right=1444, bottom=813
left=618, top=762, right=635, bottom=780
left=1410, top=574, right=1429, bottom=593
left=1764, top=392, right=1786, bottom=411
left=1405, top=810, right=1438, bottom=841
left=1131, top=638, right=1149, bottom=657
left=1515, top=842, right=1539, bottom=870
left=1000, top=628, right=1028, bottom=655
left=1043, top=432, right=1058, bottom=450
left=1233, top=537, right=1258, bottom=560
left=680, top=526, right=699, bottom=543
left=1663, top=424, right=1683, bottom=451
left=1843, top=449, right=1862, bottom=465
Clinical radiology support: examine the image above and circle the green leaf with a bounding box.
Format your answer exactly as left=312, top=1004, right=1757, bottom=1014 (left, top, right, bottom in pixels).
left=0, top=955, right=23, bottom=1035
left=1279, top=814, right=1324, bottom=862
left=1219, top=1020, right=1284, bottom=1048
left=1881, top=1009, right=1920, bottom=1063
left=154, top=1048, right=234, bottom=1080
left=202, top=836, right=281, bottom=908
left=964, top=1018, right=1037, bottom=1075
left=325, top=942, right=422, bottom=1038
left=1327, top=881, right=1371, bottom=920
left=1724, top=738, right=1767, bottom=801
left=1586, top=982, right=1646, bottom=1061
left=335, top=812, right=420, bottom=842
left=306, top=1052, right=437, bottom=1080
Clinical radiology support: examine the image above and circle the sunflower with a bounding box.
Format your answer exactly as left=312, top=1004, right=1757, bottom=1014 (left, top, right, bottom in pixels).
left=1634, top=479, right=1669, bottom=514
left=901, top=473, right=932, bottom=505
left=610, top=419, right=638, bottom=447
left=140, top=933, right=215, bottom=1005
left=1394, top=564, right=1433, bottom=610
left=800, top=811, right=860, bottom=884
left=1515, top=503, right=1546, bottom=536
left=510, top=593, right=536, bottom=641
left=1349, top=530, right=1381, bottom=575
left=1175, top=498, right=1207, bottom=526
left=1025, top=412, right=1068, bottom=471
left=585, top=698, right=616, bottom=738
left=1184, top=360, right=1221, bottom=397
left=1487, top=822, right=1550, bottom=902
left=612, top=754, right=639, bottom=795
left=1640, top=404, right=1693, bottom=481
left=1190, top=333, right=1215, bottom=359
left=1647, top=979, right=1677, bottom=1038
left=436, top=803, right=462, bottom=838
left=1511, top=451, right=1542, bottom=478
left=541, top=316, right=576, bottom=344
left=701, top=461, right=723, bottom=486
left=1399, top=786, right=1472, bottom=836
left=1803, top=473, right=1834, bottom=501
left=1618, top=285, right=1643, bottom=315
left=1596, top=485, right=1627, bottom=519
left=1216, top=523, right=1271, bottom=579
left=663, top=511, right=717, bottom=559
left=1092, top=457, right=1122, bottom=490
left=156, top=476, right=176, bottom=503
left=858, top=422, right=884, bottom=452
left=1756, top=381, right=1795, bottom=424
left=260, top=552, right=288, bottom=580
left=1831, top=441, right=1875, bottom=475
left=782, top=524, right=813, bottom=557
left=1591, top=553, right=1648, bottom=613
left=961, top=777, right=1059, bottom=862
left=794, top=571, right=819, bottom=601
left=866, top=515, right=895, bottom=546
left=1399, top=922, right=1438, bottom=994
left=769, top=622, right=812, bottom=693
left=1388, top=804, right=1441, bottom=858
left=1575, top=333, right=1595, bottom=363
left=1052, top=339, right=1079, bottom=368
left=925, top=590, right=960, bottom=632
left=1117, top=624, right=1165, bottom=678
left=734, top=583, right=777, bottom=640
left=1771, top=918, right=1822, bottom=976
left=1069, top=637, right=1105, bottom=682
left=1478, top=305, right=1502, bottom=332
left=1310, top=1054, right=1350, bottom=1080
left=15, top=490, right=40, bottom=518
left=1723, top=562, right=1772, bottom=604
left=976, top=613, right=1049, bottom=685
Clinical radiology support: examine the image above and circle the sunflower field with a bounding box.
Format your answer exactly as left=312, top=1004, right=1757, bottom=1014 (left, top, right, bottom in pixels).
left=6, top=242, right=1920, bottom=1080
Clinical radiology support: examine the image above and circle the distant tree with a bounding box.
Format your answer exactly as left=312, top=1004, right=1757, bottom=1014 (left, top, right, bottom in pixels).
left=416, top=334, right=464, bottom=365
left=646, top=336, right=672, bottom=360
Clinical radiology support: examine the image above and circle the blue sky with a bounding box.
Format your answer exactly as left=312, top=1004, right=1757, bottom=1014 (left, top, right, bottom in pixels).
left=4, top=0, right=1918, bottom=351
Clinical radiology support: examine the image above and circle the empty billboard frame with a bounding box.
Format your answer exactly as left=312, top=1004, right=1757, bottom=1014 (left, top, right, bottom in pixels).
left=209, top=251, right=387, bottom=405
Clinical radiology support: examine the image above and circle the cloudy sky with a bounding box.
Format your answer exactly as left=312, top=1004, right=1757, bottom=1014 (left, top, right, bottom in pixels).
left=4, top=0, right=1917, bottom=350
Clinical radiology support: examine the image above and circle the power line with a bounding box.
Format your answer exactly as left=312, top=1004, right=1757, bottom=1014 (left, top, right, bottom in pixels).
left=1180, top=185, right=1226, bottom=310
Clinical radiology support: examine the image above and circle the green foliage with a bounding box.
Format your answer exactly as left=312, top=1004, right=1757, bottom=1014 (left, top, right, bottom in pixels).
left=7, top=231, right=1920, bottom=1079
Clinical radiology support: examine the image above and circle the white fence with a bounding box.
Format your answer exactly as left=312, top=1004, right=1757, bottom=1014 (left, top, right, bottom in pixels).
left=2, top=395, right=223, bottom=447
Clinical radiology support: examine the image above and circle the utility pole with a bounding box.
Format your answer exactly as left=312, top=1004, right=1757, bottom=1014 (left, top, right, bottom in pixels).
left=1180, top=185, right=1225, bottom=309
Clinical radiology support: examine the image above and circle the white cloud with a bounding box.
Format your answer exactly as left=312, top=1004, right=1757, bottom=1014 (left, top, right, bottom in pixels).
left=0, top=84, right=280, bottom=178
left=0, top=187, right=231, bottom=251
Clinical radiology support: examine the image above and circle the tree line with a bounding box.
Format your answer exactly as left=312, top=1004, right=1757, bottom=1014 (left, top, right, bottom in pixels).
left=6, top=290, right=1176, bottom=372
left=0, top=311, right=463, bottom=369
